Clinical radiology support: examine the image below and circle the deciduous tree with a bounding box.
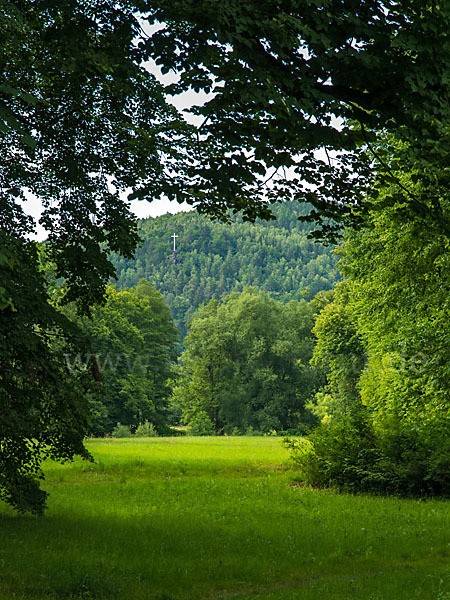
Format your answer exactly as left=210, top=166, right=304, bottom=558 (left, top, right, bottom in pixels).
left=0, top=1, right=189, bottom=513
left=302, top=179, right=450, bottom=496
left=141, top=1, right=450, bottom=238
left=174, top=288, right=318, bottom=433
left=73, top=281, right=179, bottom=435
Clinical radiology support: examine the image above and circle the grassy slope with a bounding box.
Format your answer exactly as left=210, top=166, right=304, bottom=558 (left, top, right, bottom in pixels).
left=0, top=437, right=448, bottom=600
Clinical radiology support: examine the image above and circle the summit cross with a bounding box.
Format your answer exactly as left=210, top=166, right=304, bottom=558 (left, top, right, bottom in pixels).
left=171, top=233, right=178, bottom=252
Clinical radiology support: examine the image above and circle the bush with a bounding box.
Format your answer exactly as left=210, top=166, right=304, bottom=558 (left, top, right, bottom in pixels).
left=134, top=421, right=158, bottom=438
left=244, top=426, right=263, bottom=436
left=376, top=426, right=450, bottom=497
left=188, top=412, right=215, bottom=436
left=283, top=437, right=321, bottom=484
left=284, top=410, right=384, bottom=492
left=111, top=423, right=132, bottom=438
left=284, top=415, right=450, bottom=497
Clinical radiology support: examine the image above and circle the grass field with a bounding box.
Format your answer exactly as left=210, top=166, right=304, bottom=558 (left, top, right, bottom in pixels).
left=0, top=436, right=448, bottom=599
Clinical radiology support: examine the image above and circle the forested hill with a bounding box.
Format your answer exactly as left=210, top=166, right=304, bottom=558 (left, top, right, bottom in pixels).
left=112, top=202, right=340, bottom=335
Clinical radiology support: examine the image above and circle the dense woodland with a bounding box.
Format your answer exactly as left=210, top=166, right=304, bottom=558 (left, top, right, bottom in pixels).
left=112, top=202, right=339, bottom=335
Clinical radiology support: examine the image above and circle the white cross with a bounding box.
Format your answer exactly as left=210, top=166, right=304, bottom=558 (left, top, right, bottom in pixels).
left=171, top=233, right=178, bottom=252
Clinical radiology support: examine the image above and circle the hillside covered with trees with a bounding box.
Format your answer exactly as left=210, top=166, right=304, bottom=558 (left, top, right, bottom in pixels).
left=112, top=202, right=339, bottom=334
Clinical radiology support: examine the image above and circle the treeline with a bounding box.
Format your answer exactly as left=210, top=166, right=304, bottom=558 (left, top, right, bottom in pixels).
left=111, top=202, right=339, bottom=335
left=60, top=200, right=449, bottom=498
left=64, top=282, right=324, bottom=439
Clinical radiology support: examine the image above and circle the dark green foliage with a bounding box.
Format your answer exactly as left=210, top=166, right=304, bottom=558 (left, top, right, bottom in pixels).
left=0, top=238, right=92, bottom=514
left=1, top=1, right=192, bottom=312
left=141, top=1, right=450, bottom=240
left=72, top=281, right=179, bottom=435
left=174, top=288, right=320, bottom=434
left=284, top=413, right=381, bottom=493
left=0, top=1, right=192, bottom=513
left=112, top=202, right=339, bottom=335
left=287, top=416, right=450, bottom=497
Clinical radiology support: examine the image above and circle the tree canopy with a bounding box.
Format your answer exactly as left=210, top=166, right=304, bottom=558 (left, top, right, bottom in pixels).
left=0, top=1, right=195, bottom=308
left=173, top=288, right=319, bottom=434
left=141, top=1, right=450, bottom=239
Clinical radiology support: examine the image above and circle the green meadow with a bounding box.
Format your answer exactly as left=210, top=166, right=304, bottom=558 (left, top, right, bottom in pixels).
left=0, top=437, right=448, bottom=600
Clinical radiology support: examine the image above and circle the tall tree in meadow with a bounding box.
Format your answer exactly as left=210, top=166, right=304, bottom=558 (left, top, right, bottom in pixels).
left=72, top=281, right=179, bottom=435
left=301, top=171, right=450, bottom=496
left=173, top=289, right=318, bottom=433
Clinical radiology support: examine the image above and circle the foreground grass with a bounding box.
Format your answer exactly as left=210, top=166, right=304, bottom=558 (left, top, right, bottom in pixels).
left=0, top=437, right=448, bottom=599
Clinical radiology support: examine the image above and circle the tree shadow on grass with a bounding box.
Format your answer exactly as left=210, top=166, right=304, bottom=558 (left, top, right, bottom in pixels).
left=0, top=477, right=448, bottom=600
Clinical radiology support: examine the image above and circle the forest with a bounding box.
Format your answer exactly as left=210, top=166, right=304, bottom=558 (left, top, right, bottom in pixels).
left=112, top=201, right=339, bottom=335
left=53, top=202, right=337, bottom=440
left=0, top=2, right=449, bottom=597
